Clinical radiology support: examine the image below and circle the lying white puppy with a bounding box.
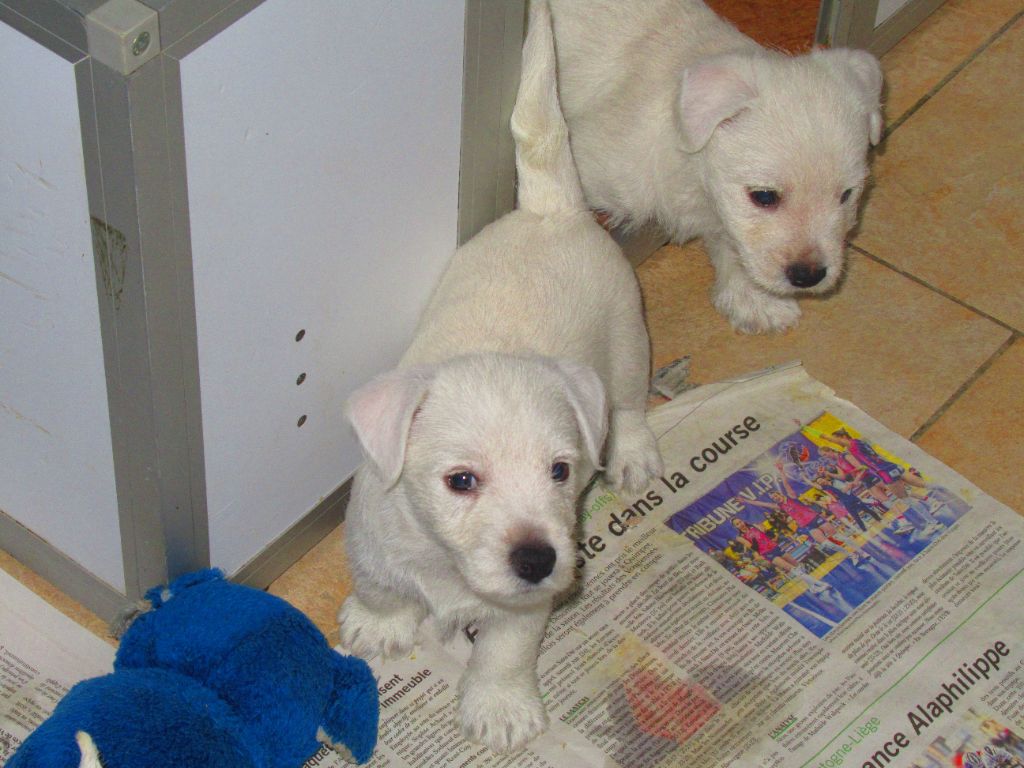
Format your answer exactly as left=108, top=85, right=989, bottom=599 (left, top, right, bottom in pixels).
left=338, top=0, right=662, bottom=754
left=549, top=0, right=884, bottom=333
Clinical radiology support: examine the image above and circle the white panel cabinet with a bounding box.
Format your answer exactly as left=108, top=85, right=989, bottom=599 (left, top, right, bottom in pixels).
left=819, top=0, right=947, bottom=55
left=0, top=0, right=523, bottom=618
left=0, top=21, right=124, bottom=592
left=179, top=0, right=465, bottom=573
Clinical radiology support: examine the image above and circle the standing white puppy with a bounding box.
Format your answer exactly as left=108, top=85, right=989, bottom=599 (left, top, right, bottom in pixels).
left=338, top=0, right=662, bottom=754
left=549, top=0, right=884, bottom=333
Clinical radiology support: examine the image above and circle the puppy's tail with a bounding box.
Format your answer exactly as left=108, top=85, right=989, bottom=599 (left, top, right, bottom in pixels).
left=511, top=0, right=587, bottom=217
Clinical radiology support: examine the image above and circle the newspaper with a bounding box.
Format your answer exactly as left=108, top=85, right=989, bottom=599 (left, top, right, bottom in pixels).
left=305, top=363, right=1024, bottom=768
left=2, top=364, right=1020, bottom=768
left=0, top=570, right=115, bottom=762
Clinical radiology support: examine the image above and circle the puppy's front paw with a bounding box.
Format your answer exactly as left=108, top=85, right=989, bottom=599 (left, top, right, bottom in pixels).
left=458, top=674, right=549, bottom=754
left=338, top=594, right=419, bottom=660
left=714, top=285, right=801, bottom=334
left=605, top=413, right=663, bottom=494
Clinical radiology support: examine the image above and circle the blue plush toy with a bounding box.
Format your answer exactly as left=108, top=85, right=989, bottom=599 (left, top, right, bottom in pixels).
left=8, top=569, right=378, bottom=767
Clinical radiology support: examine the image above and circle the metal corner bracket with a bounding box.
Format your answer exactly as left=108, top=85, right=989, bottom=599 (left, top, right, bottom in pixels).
left=85, top=0, right=159, bottom=75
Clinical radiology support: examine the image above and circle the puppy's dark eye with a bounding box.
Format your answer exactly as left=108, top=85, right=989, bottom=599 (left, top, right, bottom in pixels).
left=551, top=462, right=570, bottom=482
left=840, top=188, right=854, bottom=204
left=748, top=189, right=780, bottom=209
left=447, top=471, right=478, bottom=492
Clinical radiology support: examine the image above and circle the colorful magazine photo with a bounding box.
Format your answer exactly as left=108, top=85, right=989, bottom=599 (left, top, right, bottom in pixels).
left=665, top=412, right=972, bottom=637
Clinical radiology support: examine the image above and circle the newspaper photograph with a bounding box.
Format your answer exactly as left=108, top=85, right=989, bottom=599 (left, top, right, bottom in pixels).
left=664, top=410, right=972, bottom=639
left=335, top=363, right=1023, bottom=768
left=909, top=707, right=1024, bottom=767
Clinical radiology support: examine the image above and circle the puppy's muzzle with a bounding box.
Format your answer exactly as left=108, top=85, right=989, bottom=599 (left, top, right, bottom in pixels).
left=786, top=262, right=827, bottom=288
left=509, top=544, right=557, bottom=584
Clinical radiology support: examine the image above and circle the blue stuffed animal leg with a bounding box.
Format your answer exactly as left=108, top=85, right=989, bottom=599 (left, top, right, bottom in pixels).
left=318, top=653, right=379, bottom=765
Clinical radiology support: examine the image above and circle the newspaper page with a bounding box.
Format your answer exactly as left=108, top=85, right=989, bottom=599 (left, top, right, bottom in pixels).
left=0, top=569, right=115, bottom=762
left=320, top=363, right=1024, bottom=768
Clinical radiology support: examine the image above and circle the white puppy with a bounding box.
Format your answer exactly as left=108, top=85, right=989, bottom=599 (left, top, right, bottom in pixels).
left=338, top=0, right=662, bottom=754
left=549, top=0, right=884, bottom=333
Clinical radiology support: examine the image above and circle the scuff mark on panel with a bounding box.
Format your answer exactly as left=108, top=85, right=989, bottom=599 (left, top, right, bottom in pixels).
left=1, top=402, right=53, bottom=437
left=14, top=161, right=56, bottom=191
left=90, top=216, right=127, bottom=309
left=0, top=270, right=48, bottom=300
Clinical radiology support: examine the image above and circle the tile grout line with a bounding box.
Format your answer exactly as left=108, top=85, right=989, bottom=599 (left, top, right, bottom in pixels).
left=909, top=335, right=1018, bottom=444
left=849, top=243, right=1021, bottom=441
left=858, top=8, right=1024, bottom=444
left=848, top=244, right=1020, bottom=334
left=880, top=8, right=1024, bottom=142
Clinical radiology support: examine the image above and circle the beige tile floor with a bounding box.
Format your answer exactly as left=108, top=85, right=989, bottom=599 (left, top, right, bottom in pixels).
left=3, top=0, right=1023, bottom=646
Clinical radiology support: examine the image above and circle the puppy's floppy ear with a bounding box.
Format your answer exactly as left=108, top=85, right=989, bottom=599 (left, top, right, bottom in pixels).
left=816, top=48, right=884, bottom=146
left=677, top=53, right=758, bottom=153
left=550, top=358, right=608, bottom=469
left=345, top=366, right=434, bottom=487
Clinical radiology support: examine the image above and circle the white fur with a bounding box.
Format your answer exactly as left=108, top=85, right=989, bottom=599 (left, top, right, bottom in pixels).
left=76, top=732, right=103, bottom=768
left=339, top=0, right=661, bottom=754
left=549, top=0, right=884, bottom=333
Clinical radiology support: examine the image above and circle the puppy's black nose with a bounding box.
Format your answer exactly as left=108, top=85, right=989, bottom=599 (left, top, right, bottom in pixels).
left=510, top=545, right=556, bottom=584
left=786, top=263, right=827, bottom=288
